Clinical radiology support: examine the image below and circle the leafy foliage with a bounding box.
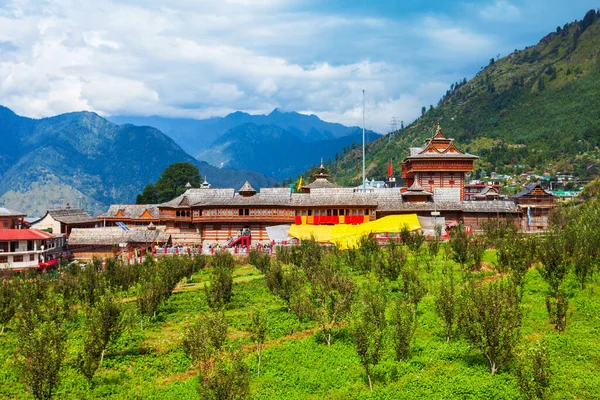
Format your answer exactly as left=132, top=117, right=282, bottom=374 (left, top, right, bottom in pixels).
left=459, top=278, right=522, bottom=374
left=350, top=282, right=388, bottom=391
left=205, top=251, right=235, bottom=310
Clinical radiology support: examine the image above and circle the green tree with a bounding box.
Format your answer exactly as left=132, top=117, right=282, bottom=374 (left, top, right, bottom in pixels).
left=136, top=183, right=158, bottom=204
left=390, top=297, right=417, bottom=362
left=350, top=282, right=388, bottom=391
left=515, top=341, right=552, bottom=400
left=77, top=290, right=124, bottom=383
left=247, top=310, right=268, bottom=377
left=205, top=251, right=235, bottom=310
left=0, top=278, right=16, bottom=333
left=435, top=263, right=457, bottom=342
left=306, top=253, right=355, bottom=346
left=15, top=286, right=68, bottom=400
left=183, top=311, right=228, bottom=374
left=378, top=238, right=406, bottom=281
left=199, top=351, right=250, bottom=400
left=138, top=162, right=201, bottom=203
left=459, top=279, right=522, bottom=374
left=449, top=224, right=471, bottom=272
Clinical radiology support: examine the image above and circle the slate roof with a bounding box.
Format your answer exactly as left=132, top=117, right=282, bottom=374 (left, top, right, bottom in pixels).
left=402, top=181, right=433, bottom=197
left=474, top=187, right=505, bottom=199
left=0, top=207, right=26, bottom=217
left=239, top=181, right=257, bottom=194
left=157, top=187, right=520, bottom=215
left=302, top=177, right=340, bottom=190
left=68, top=227, right=170, bottom=246
left=99, top=204, right=160, bottom=219
left=44, top=208, right=98, bottom=224
left=512, top=183, right=556, bottom=199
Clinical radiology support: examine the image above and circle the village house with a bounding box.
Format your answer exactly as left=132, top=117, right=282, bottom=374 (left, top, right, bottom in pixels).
left=0, top=207, right=66, bottom=271
left=512, top=182, right=557, bottom=231
left=0, top=207, right=26, bottom=229
left=31, top=205, right=98, bottom=237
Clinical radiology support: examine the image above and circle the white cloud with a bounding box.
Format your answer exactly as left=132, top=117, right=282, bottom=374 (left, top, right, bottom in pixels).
left=418, top=16, right=495, bottom=59
left=480, top=0, right=521, bottom=22
left=0, top=0, right=567, bottom=133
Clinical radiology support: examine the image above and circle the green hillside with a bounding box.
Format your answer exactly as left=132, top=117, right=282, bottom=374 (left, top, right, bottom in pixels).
left=327, top=10, right=600, bottom=185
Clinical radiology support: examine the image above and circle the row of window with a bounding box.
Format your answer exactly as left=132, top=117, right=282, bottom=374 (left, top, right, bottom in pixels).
left=295, top=209, right=376, bottom=217
left=0, top=254, right=35, bottom=263
left=172, top=208, right=379, bottom=218
left=174, top=209, right=296, bottom=218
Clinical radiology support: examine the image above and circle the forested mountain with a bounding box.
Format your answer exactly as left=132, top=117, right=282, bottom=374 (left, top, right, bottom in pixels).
left=110, top=108, right=378, bottom=157
left=326, top=9, right=600, bottom=185
left=0, top=107, right=275, bottom=216
left=197, top=122, right=378, bottom=180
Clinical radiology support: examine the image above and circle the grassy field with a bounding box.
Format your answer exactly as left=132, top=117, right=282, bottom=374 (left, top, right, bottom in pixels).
left=1, top=248, right=599, bottom=399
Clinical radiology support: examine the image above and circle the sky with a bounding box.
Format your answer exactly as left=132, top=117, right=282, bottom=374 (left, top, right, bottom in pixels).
left=0, top=0, right=597, bottom=132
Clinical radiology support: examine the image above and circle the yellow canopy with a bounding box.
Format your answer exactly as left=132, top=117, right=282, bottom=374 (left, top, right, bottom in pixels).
left=287, top=214, right=421, bottom=249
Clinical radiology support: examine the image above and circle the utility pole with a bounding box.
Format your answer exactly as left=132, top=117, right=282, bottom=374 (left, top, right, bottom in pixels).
left=362, top=89, right=366, bottom=192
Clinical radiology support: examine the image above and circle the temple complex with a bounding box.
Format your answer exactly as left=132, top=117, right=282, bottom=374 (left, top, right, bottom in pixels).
left=80, top=125, right=533, bottom=253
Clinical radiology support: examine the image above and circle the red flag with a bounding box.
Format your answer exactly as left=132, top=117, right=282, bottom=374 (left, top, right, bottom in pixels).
left=388, top=160, right=393, bottom=178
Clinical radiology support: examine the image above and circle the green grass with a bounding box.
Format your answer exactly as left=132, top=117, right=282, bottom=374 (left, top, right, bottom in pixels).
left=1, top=250, right=599, bottom=399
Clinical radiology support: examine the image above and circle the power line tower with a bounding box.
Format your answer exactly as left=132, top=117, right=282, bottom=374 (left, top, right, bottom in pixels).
left=388, top=116, right=399, bottom=140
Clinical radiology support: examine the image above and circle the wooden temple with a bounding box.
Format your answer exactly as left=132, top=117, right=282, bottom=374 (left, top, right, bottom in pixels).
left=401, top=124, right=477, bottom=200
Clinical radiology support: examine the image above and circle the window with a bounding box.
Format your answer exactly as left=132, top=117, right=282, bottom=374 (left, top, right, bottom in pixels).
left=176, top=211, right=180, bottom=217
left=267, top=209, right=272, bottom=216
left=250, top=209, right=255, bottom=216
left=352, top=209, right=357, bottom=216
left=14, top=255, right=23, bottom=263
left=234, top=209, right=239, bottom=216
left=262, top=209, right=266, bottom=216
left=308, top=210, right=313, bottom=216
left=228, top=209, right=232, bottom=216
left=2, top=221, right=7, bottom=228
left=0, top=256, right=7, bottom=263
left=217, top=209, right=221, bottom=216
left=429, top=180, right=435, bottom=185
left=327, top=209, right=332, bottom=216
left=239, top=209, right=244, bottom=216
left=30, top=254, right=35, bottom=262
left=339, top=209, right=344, bottom=216
left=193, top=210, right=199, bottom=217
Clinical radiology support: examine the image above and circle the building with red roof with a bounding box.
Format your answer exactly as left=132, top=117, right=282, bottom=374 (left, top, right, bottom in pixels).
left=0, top=228, right=66, bottom=271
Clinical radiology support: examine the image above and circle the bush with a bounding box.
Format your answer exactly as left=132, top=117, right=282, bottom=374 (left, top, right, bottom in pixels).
left=205, top=251, right=235, bottom=310
left=459, top=279, right=521, bottom=374
left=515, top=341, right=551, bottom=400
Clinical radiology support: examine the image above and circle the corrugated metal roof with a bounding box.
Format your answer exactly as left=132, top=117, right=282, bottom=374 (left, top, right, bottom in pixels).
left=0, top=229, right=54, bottom=240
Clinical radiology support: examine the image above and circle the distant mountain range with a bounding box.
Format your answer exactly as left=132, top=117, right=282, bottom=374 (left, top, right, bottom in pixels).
left=197, top=122, right=376, bottom=180
left=326, top=9, right=600, bottom=185
left=110, top=109, right=379, bottom=179
left=0, top=107, right=275, bottom=216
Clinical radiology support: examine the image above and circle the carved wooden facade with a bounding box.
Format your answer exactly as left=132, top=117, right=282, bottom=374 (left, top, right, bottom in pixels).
left=401, top=125, right=477, bottom=200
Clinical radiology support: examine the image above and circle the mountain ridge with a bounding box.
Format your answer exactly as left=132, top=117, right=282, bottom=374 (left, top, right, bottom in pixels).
left=109, top=108, right=378, bottom=157
left=325, top=9, right=600, bottom=186
left=197, top=122, right=376, bottom=180
left=0, top=107, right=275, bottom=216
